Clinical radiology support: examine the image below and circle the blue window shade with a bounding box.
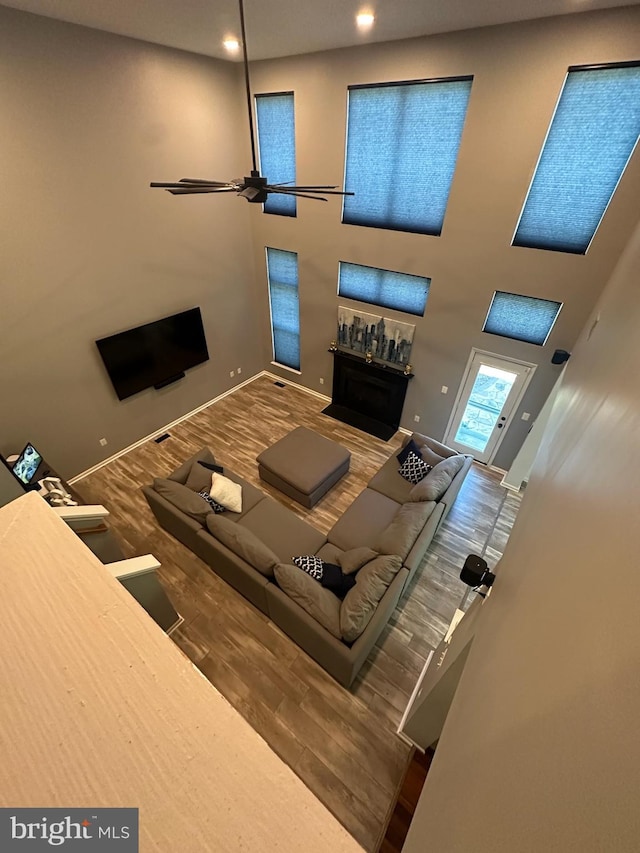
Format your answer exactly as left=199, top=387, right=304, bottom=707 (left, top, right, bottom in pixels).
left=338, top=262, right=430, bottom=316
left=483, top=292, right=562, bottom=346
left=342, top=77, right=473, bottom=235
left=513, top=63, right=640, bottom=254
left=266, top=248, right=300, bottom=370
left=256, top=93, right=296, bottom=217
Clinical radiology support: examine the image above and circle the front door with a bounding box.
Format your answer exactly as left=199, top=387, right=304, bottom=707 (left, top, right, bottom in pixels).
left=444, top=350, right=535, bottom=464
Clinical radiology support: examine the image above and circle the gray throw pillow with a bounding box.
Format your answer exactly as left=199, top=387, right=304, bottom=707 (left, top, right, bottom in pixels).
left=337, top=546, right=379, bottom=576
left=340, top=554, right=402, bottom=643
left=410, top=454, right=466, bottom=502
left=274, top=563, right=342, bottom=639
left=153, top=478, right=212, bottom=525
left=415, top=444, right=446, bottom=469
left=206, top=514, right=279, bottom=577
left=184, top=460, right=214, bottom=493
left=374, top=501, right=435, bottom=560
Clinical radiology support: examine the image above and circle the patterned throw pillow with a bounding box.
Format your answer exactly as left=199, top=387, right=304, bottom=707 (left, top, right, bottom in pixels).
left=291, top=556, right=355, bottom=598
left=396, top=438, right=422, bottom=467
left=292, top=554, right=324, bottom=579
left=198, top=490, right=226, bottom=513
left=398, top=450, right=432, bottom=485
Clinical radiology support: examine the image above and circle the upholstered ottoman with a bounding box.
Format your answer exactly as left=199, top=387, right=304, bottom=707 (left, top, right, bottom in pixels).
left=257, top=427, right=351, bottom=508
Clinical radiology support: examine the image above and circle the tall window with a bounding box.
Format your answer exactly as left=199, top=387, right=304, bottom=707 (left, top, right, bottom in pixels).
left=266, top=248, right=300, bottom=370
left=483, top=292, right=562, bottom=346
left=513, top=62, right=640, bottom=254
left=255, top=92, right=296, bottom=217
left=342, top=77, right=473, bottom=235
left=338, top=262, right=430, bottom=316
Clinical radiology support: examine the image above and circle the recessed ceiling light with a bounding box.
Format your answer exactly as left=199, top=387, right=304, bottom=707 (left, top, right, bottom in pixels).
left=356, top=12, right=375, bottom=29
left=223, top=37, right=240, bottom=52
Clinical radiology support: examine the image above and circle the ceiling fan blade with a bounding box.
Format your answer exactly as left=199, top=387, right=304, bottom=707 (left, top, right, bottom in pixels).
left=267, top=188, right=328, bottom=202
left=269, top=186, right=354, bottom=197
left=166, top=187, right=237, bottom=195
left=271, top=184, right=339, bottom=189
left=179, top=178, right=235, bottom=187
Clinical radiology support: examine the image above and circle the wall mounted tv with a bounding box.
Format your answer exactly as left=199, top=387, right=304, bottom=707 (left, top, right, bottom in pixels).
left=96, top=307, right=209, bottom=401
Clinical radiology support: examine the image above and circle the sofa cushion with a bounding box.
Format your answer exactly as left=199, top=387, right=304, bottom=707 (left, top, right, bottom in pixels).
left=153, top=478, right=212, bottom=525
left=168, top=448, right=217, bottom=485
left=340, top=554, right=403, bottom=643
left=374, top=501, right=436, bottom=560
left=240, top=499, right=327, bottom=564
left=408, top=432, right=458, bottom=460
left=206, top=514, right=279, bottom=577
left=337, top=546, right=379, bottom=576
left=398, top=450, right=432, bottom=485
left=184, top=460, right=223, bottom=492
left=410, top=454, right=466, bottom=502
left=328, top=489, right=401, bottom=552
left=184, top=459, right=214, bottom=493
left=315, top=542, right=344, bottom=565
left=274, top=563, right=342, bottom=639
left=367, top=455, right=415, bottom=504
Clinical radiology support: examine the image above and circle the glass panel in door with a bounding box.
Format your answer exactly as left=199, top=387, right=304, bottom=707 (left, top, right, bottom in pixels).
left=454, top=365, right=518, bottom=453
left=444, top=351, right=534, bottom=464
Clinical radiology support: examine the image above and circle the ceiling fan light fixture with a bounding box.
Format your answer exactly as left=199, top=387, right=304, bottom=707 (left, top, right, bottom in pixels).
left=356, top=11, right=375, bottom=29
left=223, top=37, right=240, bottom=52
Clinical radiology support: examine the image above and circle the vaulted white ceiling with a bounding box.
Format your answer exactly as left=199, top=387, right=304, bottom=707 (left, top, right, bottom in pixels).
left=3, top=0, right=640, bottom=61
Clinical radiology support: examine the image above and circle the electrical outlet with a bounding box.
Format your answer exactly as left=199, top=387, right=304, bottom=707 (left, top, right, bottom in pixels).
left=319, top=377, right=324, bottom=385
left=229, top=370, right=235, bottom=378
left=441, top=385, right=448, bottom=394
left=414, top=415, right=420, bottom=423
left=237, top=367, right=242, bottom=375
left=99, top=438, right=108, bottom=447
left=521, top=412, right=531, bottom=421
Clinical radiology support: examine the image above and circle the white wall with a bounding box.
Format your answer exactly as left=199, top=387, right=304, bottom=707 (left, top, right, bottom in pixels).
left=403, top=218, right=640, bottom=851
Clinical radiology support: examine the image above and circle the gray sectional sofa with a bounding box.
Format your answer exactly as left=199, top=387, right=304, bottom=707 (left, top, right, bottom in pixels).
left=142, top=432, right=472, bottom=687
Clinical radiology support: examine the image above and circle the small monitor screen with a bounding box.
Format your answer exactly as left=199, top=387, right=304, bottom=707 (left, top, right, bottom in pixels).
left=13, top=443, right=42, bottom=485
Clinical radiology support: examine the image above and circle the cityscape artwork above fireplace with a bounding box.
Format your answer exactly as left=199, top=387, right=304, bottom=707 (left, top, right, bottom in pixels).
left=337, top=305, right=415, bottom=368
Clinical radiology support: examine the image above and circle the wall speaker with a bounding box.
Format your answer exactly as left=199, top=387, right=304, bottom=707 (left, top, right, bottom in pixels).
left=551, top=349, right=571, bottom=365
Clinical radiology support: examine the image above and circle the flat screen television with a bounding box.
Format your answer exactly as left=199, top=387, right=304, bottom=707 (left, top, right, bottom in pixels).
left=96, top=307, right=209, bottom=401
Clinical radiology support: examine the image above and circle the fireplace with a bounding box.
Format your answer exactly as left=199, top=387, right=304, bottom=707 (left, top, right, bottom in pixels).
left=322, top=351, right=413, bottom=440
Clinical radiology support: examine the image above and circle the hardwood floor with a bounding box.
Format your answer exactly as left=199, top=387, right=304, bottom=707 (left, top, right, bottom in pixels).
left=75, top=375, right=521, bottom=851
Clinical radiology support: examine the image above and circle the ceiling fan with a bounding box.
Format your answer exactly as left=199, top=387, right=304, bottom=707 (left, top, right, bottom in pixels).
left=150, top=0, right=353, bottom=204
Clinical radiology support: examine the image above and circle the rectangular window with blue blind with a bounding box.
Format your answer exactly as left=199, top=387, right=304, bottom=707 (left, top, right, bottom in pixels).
left=266, top=248, right=300, bottom=370
left=338, top=262, right=430, bottom=316
left=483, top=292, right=562, bottom=346
left=342, top=76, right=473, bottom=235
left=255, top=92, right=296, bottom=217
left=513, top=62, right=640, bottom=254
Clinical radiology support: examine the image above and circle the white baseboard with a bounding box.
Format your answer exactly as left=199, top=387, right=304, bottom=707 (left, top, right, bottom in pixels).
left=69, top=370, right=264, bottom=484
left=70, top=368, right=412, bottom=485
left=263, top=370, right=331, bottom=403
left=489, top=465, right=507, bottom=475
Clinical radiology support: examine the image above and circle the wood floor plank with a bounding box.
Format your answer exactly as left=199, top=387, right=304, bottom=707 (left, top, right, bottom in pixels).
left=75, top=374, right=521, bottom=850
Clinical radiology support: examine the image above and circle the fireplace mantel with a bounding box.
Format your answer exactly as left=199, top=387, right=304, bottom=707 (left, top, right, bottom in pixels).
left=322, top=350, right=413, bottom=440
